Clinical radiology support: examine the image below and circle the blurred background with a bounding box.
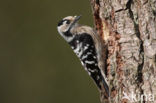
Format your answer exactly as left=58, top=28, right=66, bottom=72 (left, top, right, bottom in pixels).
left=0, top=0, right=100, bottom=103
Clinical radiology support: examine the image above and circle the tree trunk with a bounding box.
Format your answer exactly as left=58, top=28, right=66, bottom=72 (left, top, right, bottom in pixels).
left=90, top=0, right=156, bottom=103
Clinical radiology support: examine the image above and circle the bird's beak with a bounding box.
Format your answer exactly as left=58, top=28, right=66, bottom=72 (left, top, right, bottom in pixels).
left=73, top=15, right=81, bottom=23
left=68, top=15, right=81, bottom=31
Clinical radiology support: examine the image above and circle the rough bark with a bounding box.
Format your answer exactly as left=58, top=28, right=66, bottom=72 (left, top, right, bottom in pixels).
left=90, top=0, right=156, bottom=103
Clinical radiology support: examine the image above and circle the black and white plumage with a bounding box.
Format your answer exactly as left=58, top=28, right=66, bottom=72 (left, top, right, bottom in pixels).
left=57, top=16, right=109, bottom=95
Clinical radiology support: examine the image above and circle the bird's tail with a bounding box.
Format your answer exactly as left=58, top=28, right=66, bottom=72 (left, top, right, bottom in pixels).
left=101, top=76, right=109, bottom=97
left=92, top=71, right=109, bottom=97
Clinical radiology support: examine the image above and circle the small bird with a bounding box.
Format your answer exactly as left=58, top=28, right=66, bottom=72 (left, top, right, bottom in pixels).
left=57, top=15, right=109, bottom=95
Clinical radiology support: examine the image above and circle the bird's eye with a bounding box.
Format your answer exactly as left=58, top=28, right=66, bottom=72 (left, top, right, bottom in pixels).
left=66, top=20, right=70, bottom=24
left=58, top=20, right=64, bottom=26
left=58, top=19, right=70, bottom=26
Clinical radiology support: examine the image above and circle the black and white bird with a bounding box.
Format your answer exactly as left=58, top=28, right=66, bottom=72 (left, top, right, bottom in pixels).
left=57, top=15, right=109, bottom=95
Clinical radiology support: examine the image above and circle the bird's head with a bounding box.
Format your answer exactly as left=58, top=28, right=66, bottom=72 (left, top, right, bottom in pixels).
left=57, top=15, right=81, bottom=38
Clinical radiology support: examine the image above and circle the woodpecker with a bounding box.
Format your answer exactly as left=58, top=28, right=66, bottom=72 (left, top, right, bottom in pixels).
left=57, top=15, right=109, bottom=95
